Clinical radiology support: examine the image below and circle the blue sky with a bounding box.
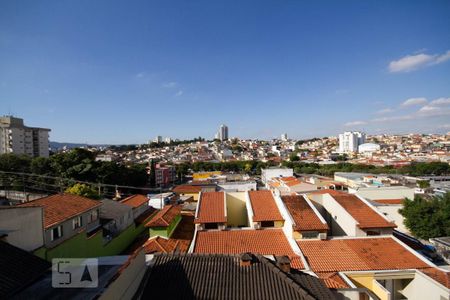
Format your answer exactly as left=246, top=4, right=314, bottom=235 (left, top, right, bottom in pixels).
left=1, top=0, right=450, bottom=144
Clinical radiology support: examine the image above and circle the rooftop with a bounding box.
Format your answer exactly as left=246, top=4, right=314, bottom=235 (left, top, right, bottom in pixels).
left=297, top=237, right=430, bottom=273
left=120, top=194, right=149, bottom=208
left=195, top=192, right=226, bottom=224
left=137, top=253, right=333, bottom=300
left=19, top=193, right=101, bottom=229
left=331, top=194, right=396, bottom=229
left=281, top=195, right=328, bottom=232
left=143, top=236, right=190, bottom=254
left=145, top=205, right=181, bottom=227
left=248, top=190, right=284, bottom=222
left=172, top=184, right=203, bottom=194
left=193, top=229, right=304, bottom=269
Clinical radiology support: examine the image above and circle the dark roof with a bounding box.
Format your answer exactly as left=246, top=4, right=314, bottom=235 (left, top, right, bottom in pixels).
left=0, top=241, right=51, bottom=298
left=137, top=253, right=334, bottom=300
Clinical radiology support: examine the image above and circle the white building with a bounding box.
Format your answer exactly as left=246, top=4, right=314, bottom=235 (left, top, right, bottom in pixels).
left=261, top=167, right=293, bottom=184
left=0, top=116, right=50, bottom=158
left=153, top=136, right=162, bottom=143
left=281, top=133, right=288, bottom=141
left=358, top=142, right=380, bottom=154
left=338, top=131, right=366, bottom=153
left=218, top=124, right=228, bottom=141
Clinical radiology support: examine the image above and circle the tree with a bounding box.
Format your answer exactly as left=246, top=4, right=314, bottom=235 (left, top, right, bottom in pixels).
left=65, top=183, right=100, bottom=199
left=289, top=152, right=300, bottom=162
left=417, top=180, right=430, bottom=189
left=400, top=193, right=450, bottom=239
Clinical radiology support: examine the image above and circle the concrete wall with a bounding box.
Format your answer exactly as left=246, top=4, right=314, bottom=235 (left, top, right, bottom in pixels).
left=226, top=192, right=248, bottom=227
left=262, top=168, right=293, bottom=184
left=401, top=270, right=450, bottom=300
left=0, top=207, right=44, bottom=251
left=375, top=204, right=409, bottom=233
left=218, top=182, right=257, bottom=192
left=352, top=186, right=415, bottom=200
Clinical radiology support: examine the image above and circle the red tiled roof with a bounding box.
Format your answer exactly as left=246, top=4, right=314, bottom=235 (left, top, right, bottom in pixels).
left=331, top=194, right=396, bottom=229
left=195, top=192, right=226, bottom=224
left=420, top=267, right=450, bottom=289
left=143, top=236, right=190, bottom=254
left=307, top=189, right=347, bottom=196
left=316, top=272, right=350, bottom=289
left=172, top=185, right=202, bottom=194
left=297, top=237, right=430, bottom=273
left=248, top=190, right=284, bottom=222
left=146, top=205, right=181, bottom=227
left=193, top=229, right=304, bottom=269
left=120, top=194, right=148, bottom=208
left=279, top=176, right=297, bottom=182
left=372, top=199, right=404, bottom=205
left=19, top=193, right=101, bottom=229
left=285, top=179, right=302, bottom=187
left=281, top=195, right=328, bottom=231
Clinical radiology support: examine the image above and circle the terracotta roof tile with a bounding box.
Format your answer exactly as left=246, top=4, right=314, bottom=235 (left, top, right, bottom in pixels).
left=279, top=176, right=297, bottom=182
left=297, top=237, right=430, bottom=273
left=248, top=190, right=284, bottom=222
left=420, top=267, right=450, bottom=289
left=372, top=199, right=404, bottom=205
left=307, top=189, right=347, bottom=196
left=146, top=205, right=181, bottom=227
left=18, top=193, right=101, bottom=229
left=195, top=192, right=226, bottom=224
left=331, top=194, right=396, bottom=229
left=120, top=194, right=148, bottom=208
left=194, top=229, right=304, bottom=269
left=143, top=236, right=190, bottom=254
left=281, top=195, right=328, bottom=231
left=172, top=185, right=202, bottom=194
left=316, top=272, right=350, bottom=289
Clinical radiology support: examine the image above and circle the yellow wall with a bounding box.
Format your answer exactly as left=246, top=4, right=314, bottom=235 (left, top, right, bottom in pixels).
left=274, top=221, right=284, bottom=228
left=226, top=192, right=248, bottom=227
left=349, top=274, right=390, bottom=300
left=193, top=171, right=222, bottom=180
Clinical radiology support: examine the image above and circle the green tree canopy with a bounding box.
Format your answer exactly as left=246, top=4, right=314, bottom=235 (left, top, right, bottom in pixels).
left=65, top=183, right=100, bottom=200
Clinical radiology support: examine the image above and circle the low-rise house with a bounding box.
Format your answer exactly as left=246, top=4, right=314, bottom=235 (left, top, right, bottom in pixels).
left=135, top=253, right=334, bottom=300
left=100, top=199, right=134, bottom=238
left=172, top=184, right=202, bottom=201
left=145, top=205, right=182, bottom=238
left=194, top=191, right=227, bottom=230
left=297, top=236, right=450, bottom=299
left=307, top=190, right=396, bottom=236
left=281, top=195, right=329, bottom=239
left=19, top=194, right=101, bottom=249
left=120, top=194, right=151, bottom=219
left=248, top=190, right=284, bottom=228
left=143, top=236, right=189, bottom=254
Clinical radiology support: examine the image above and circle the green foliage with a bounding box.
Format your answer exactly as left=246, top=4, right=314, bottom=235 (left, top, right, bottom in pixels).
left=417, top=180, right=430, bottom=189
left=289, top=152, right=300, bottom=162
left=400, top=193, right=450, bottom=239
left=65, top=183, right=100, bottom=199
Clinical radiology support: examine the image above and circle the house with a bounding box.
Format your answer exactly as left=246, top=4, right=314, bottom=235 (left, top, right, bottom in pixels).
left=307, top=190, right=396, bottom=236
left=0, top=241, right=50, bottom=298
left=268, top=176, right=318, bottom=195
left=194, top=191, right=227, bottom=230
left=281, top=195, right=329, bottom=239
left=120, top=194, right=152, bottom=219
left=100, top=199, right=134, bottom=238
left=172, top=184, right=202, bottom=201
left=135, top=253, right=334, bottom=300
left=248, top=190, right=284, bottom=228
left=297, top=236, right=450, bottom=299
left=143, top=236, right=190, bottom=254
left=145, top=205, right=182, bottom=238
left=192, top=229, right=305, bottom=270
left=19, top=194, right=101, bottom=249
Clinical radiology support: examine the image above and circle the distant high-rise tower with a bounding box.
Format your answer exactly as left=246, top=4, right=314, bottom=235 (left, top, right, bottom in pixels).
left=338, top=131, right=366, bottom=153
left=218, top=124, right=228, bottom=141
left=281, top=133, right=288, bottom=141
left=0, top=116, right=50, bottom=158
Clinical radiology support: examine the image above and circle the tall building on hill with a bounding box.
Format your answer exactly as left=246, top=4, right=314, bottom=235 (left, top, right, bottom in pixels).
left=338, top=131, right=366, bottom=153
left=0, top=116, right=50, bottom=158
left=218, top=124, right=228, bottom=141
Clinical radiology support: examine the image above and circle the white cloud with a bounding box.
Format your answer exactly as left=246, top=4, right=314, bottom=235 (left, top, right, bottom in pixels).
left=430, top=97, right=450, bottom=106
left=174, top=90, right=183, bottom=97
left=162, top=82, right=177, bottom=88
left=372, top=115, right=414, bottom=122
left=388, top=50, right=450, bottom=73
left=344, top=121, right=367, bottom=127
left=376, top=108, right=394, bottom=114
left=401, top=97, right=427, bottom=107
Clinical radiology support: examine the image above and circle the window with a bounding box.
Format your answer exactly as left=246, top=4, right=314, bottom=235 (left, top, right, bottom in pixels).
left=73, top=216, right=83, bottom=229
left=51, top=226, right=63, bottom=241
left=89, top=209, right=99, bottom=223
left=261, top=221, right=275, bottom=228
left=302, top=231, right=319, bottom=239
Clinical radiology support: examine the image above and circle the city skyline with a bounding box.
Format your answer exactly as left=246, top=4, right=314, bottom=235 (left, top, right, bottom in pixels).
left=1, top=1, right=450, bottom=143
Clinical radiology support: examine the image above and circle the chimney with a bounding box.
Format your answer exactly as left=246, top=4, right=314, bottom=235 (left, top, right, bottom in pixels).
left=276, top=256, right=291, bottom=273
left=239, top=252, right=253, bottom=267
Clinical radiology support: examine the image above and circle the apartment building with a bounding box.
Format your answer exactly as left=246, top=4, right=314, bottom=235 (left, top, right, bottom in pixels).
left=0, top=116, right=50, bottom=157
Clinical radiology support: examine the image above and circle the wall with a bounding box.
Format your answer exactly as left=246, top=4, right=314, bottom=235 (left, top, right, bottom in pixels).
left=218, top=182, right=257, bottom=192
left=0, top=206, right=44, bottom=251
left=401, top=270, right=450, bottom=300
left=226, top=192, right=248, bottom=227
left=353, top=186, right=414, bottom=200
left=149, top=215, right=182, bottom=238
left=262, top=168, right=293, bottom=184
left=179, top=192, right=199, bottom=201
left=375, top=204, right=409, bottom=233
